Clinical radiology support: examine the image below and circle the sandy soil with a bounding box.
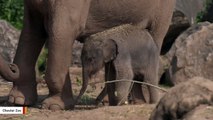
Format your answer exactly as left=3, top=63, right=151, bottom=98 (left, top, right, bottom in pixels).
left=0, top=67, right=158, bottom=120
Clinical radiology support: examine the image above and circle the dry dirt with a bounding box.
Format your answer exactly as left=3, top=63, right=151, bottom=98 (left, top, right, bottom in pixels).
left=0, top=67, right=161, bottom=120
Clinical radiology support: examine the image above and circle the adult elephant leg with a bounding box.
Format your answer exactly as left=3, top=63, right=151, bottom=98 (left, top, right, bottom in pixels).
left=42, top=0, right=91, bottom=110
left=145, top=2, right=174, bottom=104
left=8, top=7, right=46, bottom=105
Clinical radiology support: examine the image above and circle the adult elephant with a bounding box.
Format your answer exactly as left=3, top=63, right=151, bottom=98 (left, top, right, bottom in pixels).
left=8, top=0, right=175, bottom=110
left=0, top=54, right=19, bottom=81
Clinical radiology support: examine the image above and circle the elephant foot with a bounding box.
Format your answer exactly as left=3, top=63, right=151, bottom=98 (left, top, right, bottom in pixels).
left=42, top=94, right=74, bottom=111
left=8, top=83, right=37, bottom=105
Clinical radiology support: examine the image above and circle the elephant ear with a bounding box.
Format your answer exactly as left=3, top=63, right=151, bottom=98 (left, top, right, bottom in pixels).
left=103, top=39, right=118, bottom=63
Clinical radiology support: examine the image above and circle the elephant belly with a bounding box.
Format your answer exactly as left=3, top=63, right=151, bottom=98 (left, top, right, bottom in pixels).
left=80, top=0, right=157, bottom=38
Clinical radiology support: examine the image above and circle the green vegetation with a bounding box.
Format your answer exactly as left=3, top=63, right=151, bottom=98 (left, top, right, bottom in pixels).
left=79, top=95, right=94, bottom=105
left=196, top=0, right=213, bottom=22
left=0, top=0, right=47, bottom=75
left=37, top=48, right=48, bottom=76
left=76, top=77, right=83, bottom=86
left=0, top=0, right=24, bottom=29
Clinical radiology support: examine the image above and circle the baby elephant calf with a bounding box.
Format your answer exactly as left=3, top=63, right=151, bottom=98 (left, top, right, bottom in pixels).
left=77, top=23, right=159, bottom=106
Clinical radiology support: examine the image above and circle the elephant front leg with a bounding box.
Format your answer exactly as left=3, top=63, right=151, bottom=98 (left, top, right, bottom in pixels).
left=42, top=0, right=91, bottom=110
left=42, top=21, right=74, bottom=110
left=95, top=62, right=116, bottom=106
left=114, top=61, right=134, bottom=105
left=8, top=7, right=46, bottom=105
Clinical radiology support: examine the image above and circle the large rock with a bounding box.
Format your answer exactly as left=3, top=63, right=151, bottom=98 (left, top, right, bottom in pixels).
left=165, top=22, right=213, bottom=85
left=0, top=20, right=20, bottom=82
left=161, top=0, right=206, bottom=56
left=183, top=105, right=213, bottom=120
left=0, top=20, right=20, bottom=63
left=161, top=10, right=190, bottom=55
left=150, top=77, right=213, bottom=120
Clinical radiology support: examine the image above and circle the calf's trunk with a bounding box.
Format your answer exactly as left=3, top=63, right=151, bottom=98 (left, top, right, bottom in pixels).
left=75, top=69, right=90, bottom=104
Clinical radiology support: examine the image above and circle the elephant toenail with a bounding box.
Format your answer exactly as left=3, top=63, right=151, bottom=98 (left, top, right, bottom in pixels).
left=49, top=104, right=62, bottom=111
left=15, top=97, right=25, bottom=105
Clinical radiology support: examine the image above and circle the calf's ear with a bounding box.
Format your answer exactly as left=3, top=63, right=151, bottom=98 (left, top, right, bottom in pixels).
left=103, top=39, right=118, bottom=63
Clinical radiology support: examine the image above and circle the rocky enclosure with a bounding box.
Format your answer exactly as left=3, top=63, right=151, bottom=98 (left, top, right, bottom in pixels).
left=150, top=77, right=213, bottom=120
left=1, top=4, right=213, bottom=119
left=163, top=22, right=213, bottom=85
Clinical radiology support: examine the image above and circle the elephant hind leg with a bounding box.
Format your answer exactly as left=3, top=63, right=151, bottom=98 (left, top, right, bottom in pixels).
left=130, top=75, right=147, bottom=104
left=143, top=66, right=159, bottom=104
left=130, top=83, right=146, bottom=104
left=42, top=0, right=92, bottom=110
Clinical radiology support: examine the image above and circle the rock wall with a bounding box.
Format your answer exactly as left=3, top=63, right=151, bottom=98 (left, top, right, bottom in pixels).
left=0, top=20, right=20, bottom=63
left=150, top=77, right=213, bottom=120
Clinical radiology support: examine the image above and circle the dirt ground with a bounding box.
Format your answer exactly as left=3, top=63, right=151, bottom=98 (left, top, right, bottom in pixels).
left=0, top=67, right=161, bottom=120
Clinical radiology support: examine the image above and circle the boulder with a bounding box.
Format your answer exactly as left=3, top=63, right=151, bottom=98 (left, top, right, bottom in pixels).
left=0, top=20, right=20, bottom=63
left=183, top=105, right=213, bottom=120
left=0, top=20, right=20, bottom=82
left=165, top=22, right=213, bottom=85
left=150, top=77, right=213, bottom=120
left=162, top=0, right=206, bottom=54
left=161, top=11, right=190, bottom=55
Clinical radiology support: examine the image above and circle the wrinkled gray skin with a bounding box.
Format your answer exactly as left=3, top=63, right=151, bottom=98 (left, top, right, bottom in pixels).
left=150, top=77, right=213, bottom=120
left=0, top=55, right=19, bottom=82
left=9, top=0, right=175, bottom=110
left=78, top=24, right=159, bottom=105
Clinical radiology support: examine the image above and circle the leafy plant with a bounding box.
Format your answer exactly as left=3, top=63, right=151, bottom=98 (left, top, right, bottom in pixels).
left=79, top=95, right=94, bottom=105
left=0, top=1, right=48, bottom=75
left=37, top=47, right=48, bottom=76
left=0, top=0, right=24, bottom=29
left=196, top=0, right=213, bottom=22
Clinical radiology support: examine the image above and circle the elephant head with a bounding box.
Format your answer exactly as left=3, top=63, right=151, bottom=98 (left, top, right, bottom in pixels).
left=76, top=38, right=118, bottom=103
left=0, top=55, right=20, bottom=82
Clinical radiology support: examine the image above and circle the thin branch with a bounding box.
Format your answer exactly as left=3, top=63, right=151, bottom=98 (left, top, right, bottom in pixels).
left=89, top=79, right=168, bottom=93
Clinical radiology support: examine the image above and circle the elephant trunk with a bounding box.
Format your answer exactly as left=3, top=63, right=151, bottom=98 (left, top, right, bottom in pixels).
left=0, top=55, right=20, bottom=82
left=75, top=69, right=90, bottom=104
